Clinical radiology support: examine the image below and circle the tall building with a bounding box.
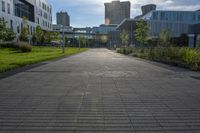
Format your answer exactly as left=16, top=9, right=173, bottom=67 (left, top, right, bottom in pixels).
left=104, top=1, right=130, bottom=25
left=56, top=11, right=70, bottom=26
left=0, top=0, right=52, bottom=39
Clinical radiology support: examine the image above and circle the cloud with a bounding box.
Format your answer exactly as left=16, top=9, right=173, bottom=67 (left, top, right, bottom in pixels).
left=49, top=0, right=200, bottom=27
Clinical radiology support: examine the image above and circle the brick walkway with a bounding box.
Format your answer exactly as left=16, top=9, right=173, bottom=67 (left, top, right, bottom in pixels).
left=0, top=49, right=200, bottom=133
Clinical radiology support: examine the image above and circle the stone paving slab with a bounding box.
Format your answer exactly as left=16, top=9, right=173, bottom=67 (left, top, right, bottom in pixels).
left=0, top=48, right=200, bottom=132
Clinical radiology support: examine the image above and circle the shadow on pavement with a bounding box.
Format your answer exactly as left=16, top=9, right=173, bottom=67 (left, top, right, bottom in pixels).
left=0, top=63, right=48, bottom=80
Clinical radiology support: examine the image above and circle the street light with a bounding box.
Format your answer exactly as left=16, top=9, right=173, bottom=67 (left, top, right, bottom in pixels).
left=78, top=36, right=80, bottom=50
left=61, top=25, right=65, bottom=53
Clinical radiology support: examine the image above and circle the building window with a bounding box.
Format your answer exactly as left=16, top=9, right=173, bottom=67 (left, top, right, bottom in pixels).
left=10, top=20, right=13, bottom=31
left=193, top=14, right=196, bottom=21
left=33, top=27, right=35, bottom=34
left=39, top=0, right=41, bottom=7
left=47, top=6, right=49, bottom=12
left=14, top=0, right=35, bottom=22
left=2, top=1, right=5, bottom=12
left=27, top=25, right=30, bottom=34
left=37, top=18, right=39, bottom=24
left=7, top=3, right=10, bottom=14
left=39, top=9, right=42, bottom=16
left=43, top=12, right=47, bottom=19
left=30, top=26, right=32, bottom=35
left=152, top=12, right=158, bottom=20
left=42, top=3, right=46, bottom=10
left=17, top=26, right=20, bottom=33
left=160, top=12, right=165, bottom=20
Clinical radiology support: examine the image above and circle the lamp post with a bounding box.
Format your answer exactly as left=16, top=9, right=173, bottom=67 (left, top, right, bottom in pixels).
left=78, top=36, right=80, bottom=50
left=61, top=25, right=65, bottom=53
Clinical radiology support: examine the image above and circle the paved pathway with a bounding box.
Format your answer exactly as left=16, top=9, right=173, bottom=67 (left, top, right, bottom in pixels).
left=1, top=48, right=200, bottom=133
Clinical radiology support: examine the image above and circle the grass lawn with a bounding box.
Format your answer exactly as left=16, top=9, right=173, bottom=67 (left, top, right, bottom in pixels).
left=0, top=46, right=88, bottom=73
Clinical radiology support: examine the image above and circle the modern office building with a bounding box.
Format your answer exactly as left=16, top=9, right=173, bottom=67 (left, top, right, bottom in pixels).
left=0, top=0, right=52, bottom=40
left=56, top=11, right=70, bottom=26
left=104, top=1, right=130, bottom=25
left=116, top=4, right=200, bottom=47
left=139, top=10, right=200, bottom=38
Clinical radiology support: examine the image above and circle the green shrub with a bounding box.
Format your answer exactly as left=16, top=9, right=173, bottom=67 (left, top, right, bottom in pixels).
left=4, top=29, right=16, bottom=41
left=0, top=18, right=16, bottom=42
left=0, top=42, right=32, bottom=52
left=117, top=46, right=200, bottom=70
left=19, top=27, right=29, bottom=42
left=197, top=39, right=200, bottom=49
left=116, top=48, right=121, bottom=53
left=18, top=42, right=32, bottom=52
left=117, top=47, right=133, bottom=55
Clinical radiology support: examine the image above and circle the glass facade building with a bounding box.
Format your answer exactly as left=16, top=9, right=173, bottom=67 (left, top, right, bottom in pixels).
left=139, top=10, right=200, bottom=38
left=14, top=0, right=35, bottom=22
left=116, top=5, right=200, bottom=47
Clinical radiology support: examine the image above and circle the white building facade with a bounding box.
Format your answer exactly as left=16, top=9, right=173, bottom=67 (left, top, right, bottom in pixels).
left=0, top=0, right=52, bottom=40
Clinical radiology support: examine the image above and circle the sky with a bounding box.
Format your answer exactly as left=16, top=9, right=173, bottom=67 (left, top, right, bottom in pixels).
left=49, top=0, right=200, bottom=27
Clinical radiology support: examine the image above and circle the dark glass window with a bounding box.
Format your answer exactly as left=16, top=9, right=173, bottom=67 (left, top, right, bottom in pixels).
left=193, top=14, right=196, bottom=21
left=17, top=26, right=20, bottom=33
left=14, top=0, right=35, bottom=22
left=39, top=0, right=41, bottom=7
left=43, top=12, right=47, bottom=19
left=27, top=25, right=29, bottom=34
left=10, top=20, right=13, bottom=31
left=7, top=3, right=10, bottom=14
left=2, top=1, right=5, bottom=12
left=152, top=12, right=158, bottom=20
left=42, top=3, right=46, bottom=10
left=37, top=18, right=39, bottom=24
left=160, top=12, right=165, bottom=20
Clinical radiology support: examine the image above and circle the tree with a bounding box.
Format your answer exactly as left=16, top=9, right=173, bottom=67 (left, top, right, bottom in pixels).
left=4, top=29, right=16, bottom=41
left=0, top=18, right=7, bottom=41
left=51, top=32, right=60, bottom=41
left=159, top=29, right=170, bottom=47
left=82, top=37, right=87, bottom=48
left=19, top=27, right=29, bottom=42
left=64, top=36, right=69, bottom=47
left=19, top=17, right=29, bottom=42
left=78, top=36, right=87, bottom=48
left=43, top=31, right=51, bottom=43
left=0, top=18, right=15, bottom=42
left=135, top=19, right=149, bottom=47
left=35, top=26, right=43, bottom=44
left=120, top=30, right=129, bottom=47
